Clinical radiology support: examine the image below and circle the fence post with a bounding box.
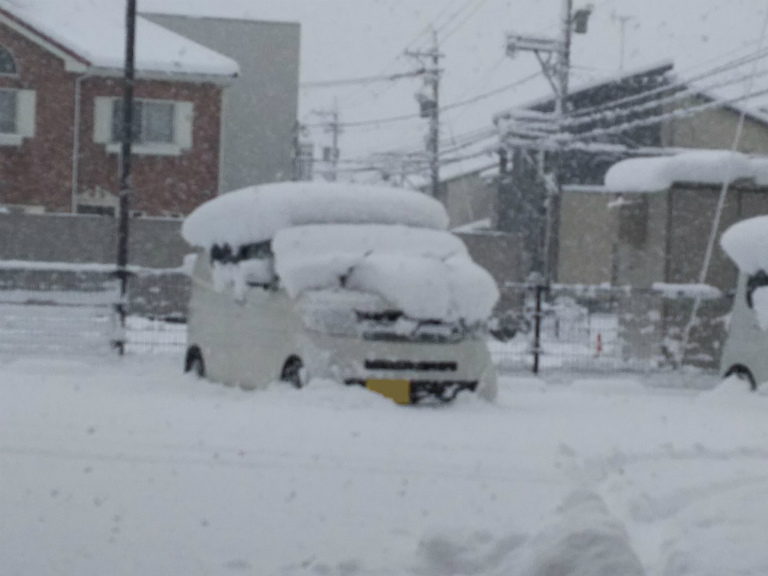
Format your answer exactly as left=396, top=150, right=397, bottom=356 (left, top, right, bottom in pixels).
left=532, top=281, right=544, bottom=374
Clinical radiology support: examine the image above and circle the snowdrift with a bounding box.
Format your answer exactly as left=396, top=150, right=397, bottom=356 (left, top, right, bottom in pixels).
left=273, top=225, right=499, bottom=323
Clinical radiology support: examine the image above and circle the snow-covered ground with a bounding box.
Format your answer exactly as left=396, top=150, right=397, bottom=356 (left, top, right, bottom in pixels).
left=2, top=354, right=767, bottom=576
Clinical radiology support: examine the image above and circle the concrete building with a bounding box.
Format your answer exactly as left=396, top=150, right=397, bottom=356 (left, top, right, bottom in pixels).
left=144, top=13, right=301, bottom=192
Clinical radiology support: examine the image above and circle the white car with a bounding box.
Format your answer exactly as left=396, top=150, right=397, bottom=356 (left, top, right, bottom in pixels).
left=182, top=182, right=499, bottom=404
left=720, top=215, right=768, bottom=390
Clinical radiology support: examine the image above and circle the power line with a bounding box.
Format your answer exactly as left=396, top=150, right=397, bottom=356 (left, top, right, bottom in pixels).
left=439, top=0, right=491, bottom=45
left=561, top=61, right=768, bottom=131
left=300, top=69, right=425, bottom=89
left=567, top=47, right=768, bottom=120
left=305, top=71, right=542, bottom=129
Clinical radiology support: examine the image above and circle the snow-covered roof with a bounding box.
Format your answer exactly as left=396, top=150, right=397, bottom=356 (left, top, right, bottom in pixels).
left=603, top=151, right=768, bottom=193
left=720, top=215, right=768, bottom=274
left=0, top=0, right=239, bottom=78
left=273, top=224, right=498, bottom=322
left=182, top=182, right=450, bottom=248
left=493, top=60, right=675, bottom=123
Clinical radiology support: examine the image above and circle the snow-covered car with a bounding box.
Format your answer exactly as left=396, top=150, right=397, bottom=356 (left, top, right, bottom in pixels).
left=719, top=215, right=768, bottom=390
left=180, top=182, right=499, bottom=403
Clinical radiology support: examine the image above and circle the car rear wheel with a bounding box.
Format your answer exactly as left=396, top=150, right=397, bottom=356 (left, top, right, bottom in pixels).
left=725, top=365, right=757, bottom=391
left=281, top=356, right=306, bottom=389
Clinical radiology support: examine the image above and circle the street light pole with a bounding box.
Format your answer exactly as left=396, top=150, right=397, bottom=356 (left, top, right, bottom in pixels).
left=115, top=0, right=136, bottom=354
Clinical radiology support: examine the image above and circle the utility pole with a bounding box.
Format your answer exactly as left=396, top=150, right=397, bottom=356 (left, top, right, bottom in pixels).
left=312, top=98, right=342, bottom=181
left=115, top=0, right=137, bottom=355
left=505, top=1, right=592, bottom=283
left=406, top=28, right=443, bottom=198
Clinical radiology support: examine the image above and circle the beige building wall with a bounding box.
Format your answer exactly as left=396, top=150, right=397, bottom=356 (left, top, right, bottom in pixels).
left=666, top=187, right=742, bottom=291
left=558, top=191, right=617, bottom=284
left=665, top=97, right=768, bottom=155
left=615, top=192, right=669, bottom=287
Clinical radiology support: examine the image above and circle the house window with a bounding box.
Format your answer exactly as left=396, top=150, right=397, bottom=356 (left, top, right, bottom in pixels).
left=94, top=96, right=193, bottom=155
left=0, top=90, right=16, bottom=133
left=0, top=45, right=17, bottom=75
left=0, top=89, right=36, bottom=144
left=111, top=100, right=175, bottom=145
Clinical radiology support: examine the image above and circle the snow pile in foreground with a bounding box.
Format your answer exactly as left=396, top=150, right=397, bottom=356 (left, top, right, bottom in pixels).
left=604, top=151, right=757, bottom=193
left=273, top=225, right=499, bottom=322
left=4, top=356, right=768, bottom=575
left=512, top=491, right=646, bottom=576
left=720, top=215, right=768, bottom=274
left=182, top=182, right=449, bottom=248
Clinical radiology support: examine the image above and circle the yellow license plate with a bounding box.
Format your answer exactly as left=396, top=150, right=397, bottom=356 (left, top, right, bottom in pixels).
left=366, top=379, right=411, bottom=404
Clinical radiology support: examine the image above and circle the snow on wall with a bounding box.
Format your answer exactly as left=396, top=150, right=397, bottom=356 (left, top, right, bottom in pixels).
left=720, top=215, right=768, bottom=274
left=604, top=151, right=760, bottom=193
left=272, top=224, right=499, bottom=323
left=182, top=182, right=450, bottom=248
left=0, top=0, right=239, bottom=77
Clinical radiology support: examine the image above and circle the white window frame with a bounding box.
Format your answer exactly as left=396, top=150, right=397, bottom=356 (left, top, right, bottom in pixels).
left=0, top=88, right=36, bottom=146
left=93, top=96, right=193, bottom=156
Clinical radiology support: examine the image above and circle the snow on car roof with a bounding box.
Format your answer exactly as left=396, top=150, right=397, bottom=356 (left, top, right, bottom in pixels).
left=0, top=0, right=239, bottom=77
left=720, top=215, right=768, bottom=274
left=272, top=224, right=498, bottom=323
left=182, top=182, right=450, bottom=248
left=604, top=151, right=768, bottom=193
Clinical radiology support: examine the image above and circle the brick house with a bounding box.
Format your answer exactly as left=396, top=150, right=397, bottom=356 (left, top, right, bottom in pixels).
left=0, top=0, right=239, bottom=217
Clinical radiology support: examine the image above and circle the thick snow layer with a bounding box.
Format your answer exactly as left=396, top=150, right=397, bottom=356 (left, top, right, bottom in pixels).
left=273, top=224, right=499, bottom=322
left=182, top=182, right=449, bottom=248
left=651, top=282, right=723, bottom=300
left=0, top=0, right=239, bottom=77
left=3, top=355, right=768, bottom=575
left=720, top=215, right=768, bottom=274
left=604, top=151, right=758, bottom=193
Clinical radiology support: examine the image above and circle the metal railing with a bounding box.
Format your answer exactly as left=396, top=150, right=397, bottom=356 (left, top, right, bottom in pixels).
left=489, top=282, right=732, bottom=374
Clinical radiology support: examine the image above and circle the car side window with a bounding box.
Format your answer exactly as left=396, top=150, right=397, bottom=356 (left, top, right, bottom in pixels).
left=210, top=241, right=278, bottom=290
left=210, top=241, right=273, bottom=264
left=746, top=269, right=768, bottom=308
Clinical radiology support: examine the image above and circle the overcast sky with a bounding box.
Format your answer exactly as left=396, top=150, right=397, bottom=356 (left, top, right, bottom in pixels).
left=142, top=0, right=768, bottom=180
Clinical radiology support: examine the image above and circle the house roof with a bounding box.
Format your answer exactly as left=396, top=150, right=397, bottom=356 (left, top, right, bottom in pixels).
left=493, top=60, right=675, bottom=123
left=0, top=0, right=239, bottom=78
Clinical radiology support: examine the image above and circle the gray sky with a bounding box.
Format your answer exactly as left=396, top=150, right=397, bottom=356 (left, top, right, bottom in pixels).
left=143, top=0, right=768, bottom=179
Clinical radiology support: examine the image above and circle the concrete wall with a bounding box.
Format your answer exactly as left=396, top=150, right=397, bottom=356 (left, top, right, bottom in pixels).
left=558, top=185, right=768, bottom=291
left=558, top=191, right=617, bottom=284
left=441, top=172, right=496, bottom=228
left=146, top=14, right=301, bottom=192
left=0, top=212, right=189, bottom=267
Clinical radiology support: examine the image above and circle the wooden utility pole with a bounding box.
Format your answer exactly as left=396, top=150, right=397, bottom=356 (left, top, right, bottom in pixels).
left=312, top=98, right=342, bottom=181
left=505, top=0, right=591, bottom=284
left=115, top=0, right=136, bottom=354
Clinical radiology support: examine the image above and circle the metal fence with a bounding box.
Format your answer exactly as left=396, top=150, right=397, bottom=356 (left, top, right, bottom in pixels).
left=489, top=282, right=732, bottom=374
left=0, top=262, right=188, bottom=357
left=0, top=261, right=735, bottom=373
